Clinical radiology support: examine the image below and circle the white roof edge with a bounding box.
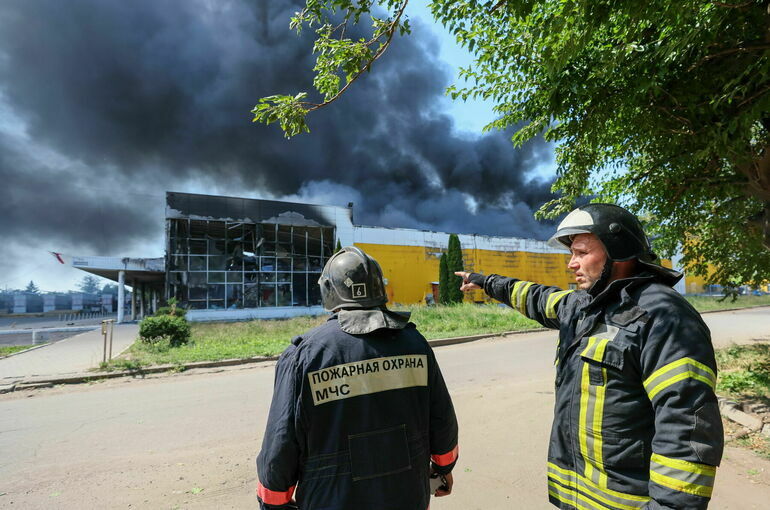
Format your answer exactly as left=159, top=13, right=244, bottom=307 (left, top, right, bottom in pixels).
left=352, top=225, right=568, bottom=254
left=61, top=254, right=165, bottom=272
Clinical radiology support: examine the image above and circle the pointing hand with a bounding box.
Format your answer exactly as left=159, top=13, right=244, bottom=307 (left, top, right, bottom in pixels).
left=454, top=271, right=480, bottom=292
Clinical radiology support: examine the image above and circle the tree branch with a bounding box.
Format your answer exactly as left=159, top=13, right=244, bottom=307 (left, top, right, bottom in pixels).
left=490, top=0, right=508, bottom=13
left=689, top=44, right=770, bottom=70
left=301, top=1, right=409, bottom=113
left=737, top=85, right=770, bottom=109
left=710, top=1, right=755, bottom=8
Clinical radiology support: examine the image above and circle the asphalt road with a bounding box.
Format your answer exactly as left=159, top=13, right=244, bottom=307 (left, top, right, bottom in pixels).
left=1, top=307, right=769, bottom=509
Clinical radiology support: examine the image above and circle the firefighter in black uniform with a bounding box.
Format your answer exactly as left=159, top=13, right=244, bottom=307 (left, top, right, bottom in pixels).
left=257, top=246, right=459, bottom=510
left=457, top=204, right=723, bottom=510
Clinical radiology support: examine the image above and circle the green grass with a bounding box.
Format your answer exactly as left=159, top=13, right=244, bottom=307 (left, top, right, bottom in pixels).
left=716, top=343, right=770, bottom=459
left=103, top=294, right=769, bottom=370
left=404, top=303, right=540, bottom=339
left=111, top=315, right=327, bottom=368
left=715, top=344, right=770, bottom=400
left=685, top=294, right=770, bottom=313
left=106, top=304, right=539, bottom=369
left=0, top=344, right=45, bottom=357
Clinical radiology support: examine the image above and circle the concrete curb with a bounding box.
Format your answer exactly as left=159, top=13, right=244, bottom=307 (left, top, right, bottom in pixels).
left=1, top=305, right=766, bottom=393
left=0, top=342, right=51, bottom=360
left=700, top=304, right=770, bottom=314
left=0, top=328, right=549, bottom=391
left=719, top=397, right=765, bottom=441
left=0, top=326, right=99, bottom=360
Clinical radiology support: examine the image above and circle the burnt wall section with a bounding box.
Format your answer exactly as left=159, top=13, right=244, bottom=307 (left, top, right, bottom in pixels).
left=166, top=191, right=345, bottom=227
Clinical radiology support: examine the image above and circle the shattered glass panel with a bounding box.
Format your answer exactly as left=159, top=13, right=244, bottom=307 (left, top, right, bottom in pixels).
left=208, top=238, right=226, bottom=256
left=243, top=253, right=258, bottom=272
left=171, top=237, right=188, bottom=254
left=168, top=272, right=186, bottom=285
left=293, top=273, right=308, bottom=306
left=190, top=240, right=207, bottom=255
left=309, top=273, right=322, bottom=305
left=322, top=227, right=335, bottom=257
left=209, top=255, right=226, bottom=271
left=308, top=257, right=322, bottom=271
left=208, top=272, right=225, bottom=284
left=260, top=257, right=275, bottom=272
left=208, top=285, right=225, bottom=301
left=189, top=286, right=207, bottom=300
left=189, top=256, right=206, bottom=271
left=244, top=283, right=259, bottom=308
left=170, top=256, right=187, bottom=271
left=293, top=257, right=307, bottom=271
left=260, top=285, right=276, bottom=307
left=168, top=204, right=335, bottom=311
left=226, top=284, right=243, bottom=309
left=277, top=284, right=291, bottom=306
left=188, top=300, right=207, bottom=310
left=227, top=241, right=244, bottom=271
left=292, top=227, right=309, bottom=256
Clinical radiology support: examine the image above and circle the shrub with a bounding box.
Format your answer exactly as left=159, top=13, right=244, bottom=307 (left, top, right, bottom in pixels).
left=139, top=315, right=191, bottom=347
left=154, top=306, right=185, bottom=318
left=154, top=297, right=185, bottom=317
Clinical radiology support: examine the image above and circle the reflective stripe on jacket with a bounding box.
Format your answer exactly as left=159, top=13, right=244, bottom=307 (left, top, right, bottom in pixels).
left=483, top=272, right=723, bottom=510
left=256, top=314, right=459, bottom=510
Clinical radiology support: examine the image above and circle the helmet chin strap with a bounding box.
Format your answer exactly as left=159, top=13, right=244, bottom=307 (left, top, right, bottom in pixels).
left=588, top=258, right=614, bottom=297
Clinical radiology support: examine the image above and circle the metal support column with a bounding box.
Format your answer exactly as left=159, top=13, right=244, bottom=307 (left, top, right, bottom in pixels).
left=139, top=282, right=145, bottom=319
left=117, top=270, right=125, bottom=323
left=130, top=279, right=137, bottom=321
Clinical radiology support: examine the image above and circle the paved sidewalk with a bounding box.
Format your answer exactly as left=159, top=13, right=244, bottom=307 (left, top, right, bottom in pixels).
left=0, top=323, right=139, bottom=381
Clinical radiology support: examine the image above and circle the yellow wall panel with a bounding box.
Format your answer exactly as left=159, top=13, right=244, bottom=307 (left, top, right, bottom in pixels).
left=356, top=243, right=574, bottom=305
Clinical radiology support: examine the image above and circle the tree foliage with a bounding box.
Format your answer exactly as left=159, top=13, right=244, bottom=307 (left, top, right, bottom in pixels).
left=445, top=234, right=465, bottom=303
left=252, top=0, right=411, bottom=137
left=102, top=284, right=118, bottom=296
left=438, top=252, right=450, bottom=304
left=25, top=280, right=40, bottom=294
left=254, top=0, right=770, bottom=288
left=78, top=275, right=101, bottom=295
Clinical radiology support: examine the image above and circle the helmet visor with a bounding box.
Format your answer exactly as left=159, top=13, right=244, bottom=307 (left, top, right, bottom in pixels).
left=547, top=227, right=593, bottom=250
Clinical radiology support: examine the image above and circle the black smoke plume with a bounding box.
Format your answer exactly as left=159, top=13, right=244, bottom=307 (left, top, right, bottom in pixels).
left=0, top=0, right=555, bottom=283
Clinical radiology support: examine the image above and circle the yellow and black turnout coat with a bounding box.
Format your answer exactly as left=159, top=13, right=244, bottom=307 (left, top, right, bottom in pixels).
left=479, top=272, right=723, bottom=510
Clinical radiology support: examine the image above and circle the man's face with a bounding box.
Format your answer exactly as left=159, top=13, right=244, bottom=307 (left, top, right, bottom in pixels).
left=567, top=233, right=608, bottom=290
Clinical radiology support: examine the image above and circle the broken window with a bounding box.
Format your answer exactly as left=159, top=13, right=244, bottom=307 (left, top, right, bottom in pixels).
left=166, top=218, right=334, bottom=310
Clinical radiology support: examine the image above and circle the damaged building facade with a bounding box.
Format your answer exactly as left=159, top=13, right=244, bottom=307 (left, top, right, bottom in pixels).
left=164, top=192, right=351, bottom=319
left=64, top=191, right=686, bottom=322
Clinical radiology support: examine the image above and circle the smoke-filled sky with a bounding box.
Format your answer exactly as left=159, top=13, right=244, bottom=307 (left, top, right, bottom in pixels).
left=0, top=0, right=557, bottom=292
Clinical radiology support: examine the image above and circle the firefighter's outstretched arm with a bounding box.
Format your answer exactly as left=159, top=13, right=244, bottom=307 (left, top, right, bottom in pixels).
left=640, top=312, right=723, bottom=509
left=256, top=345, right=302, bottom=510
left=455, top=271, right=576, bottom=329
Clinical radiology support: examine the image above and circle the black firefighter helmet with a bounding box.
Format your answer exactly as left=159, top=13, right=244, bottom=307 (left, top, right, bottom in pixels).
left=547, top=203, right=682, bottom=286
left=318, top=246, right=388, bottom=311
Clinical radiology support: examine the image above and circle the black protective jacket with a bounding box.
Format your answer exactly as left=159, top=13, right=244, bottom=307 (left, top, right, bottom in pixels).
left=478, top=272, right=723, bottom=510
left=256, top=309, right=459, bottom=510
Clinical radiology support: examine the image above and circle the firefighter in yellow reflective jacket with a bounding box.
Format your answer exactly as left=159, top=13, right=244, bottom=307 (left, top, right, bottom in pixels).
left=457, top=203, right=723, bottom=510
